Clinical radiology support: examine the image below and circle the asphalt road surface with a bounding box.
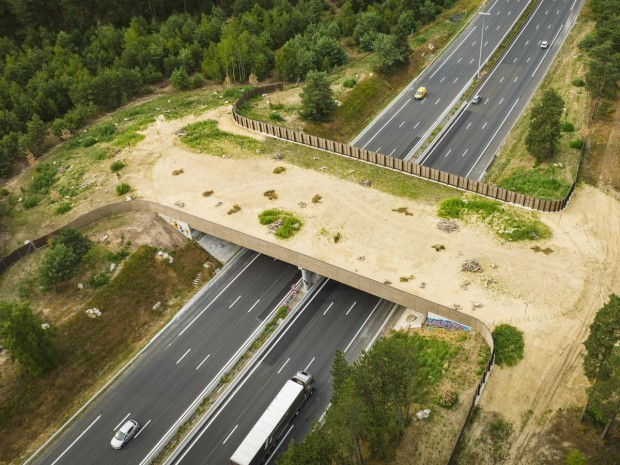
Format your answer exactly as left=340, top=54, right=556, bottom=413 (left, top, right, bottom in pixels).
left=31, top=252, right=300, bottom=465
left=352, top=0, right=530, bottom=159
left=169, top=279, right=393, bottom=465
left=419, top=0, right=585, bottom=178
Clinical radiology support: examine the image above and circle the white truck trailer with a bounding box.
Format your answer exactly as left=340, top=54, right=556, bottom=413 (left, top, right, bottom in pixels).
left=230, top=371, right=315, bottom=465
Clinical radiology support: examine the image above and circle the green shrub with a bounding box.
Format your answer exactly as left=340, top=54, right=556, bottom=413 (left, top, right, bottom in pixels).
left=497, top=166, right=572, bottom=200
left=29, top=163, right=58, bottom=194
left=81, top=136, right=97, bottom=147
left=23, top=195, right=40, bottom=209
left=116, top=183, right=131, bottom=196
left=569, top=138, right=584, bottom=149
left=258, top=209, right=302, bottom=239
left=269, top=102, right=285, bottom=110
left=343, top=78, right=357, bottom=88
left=87, top=272, right=110, bottom=288
left=55, top=202, right=72, bottom=215
left=492, top=324, right=524, bottom=367
left=571, top=78, right=585, bottom=87
left=268, top=113, right=285, bottom=122
left=273, top=166, right=286, bottom=174
left=438, top=389, right=459, bottom=408
left=191, top=74, right=204, bottom=89
left=110, top=160, right=126, bottom=172
left=560, top=122, right=574, bottom=132
left=93, top=122, right=117, bottom=139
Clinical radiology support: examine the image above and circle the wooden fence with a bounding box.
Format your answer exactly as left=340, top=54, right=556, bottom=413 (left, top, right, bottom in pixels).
left=233, top=83, right=575, bottom=212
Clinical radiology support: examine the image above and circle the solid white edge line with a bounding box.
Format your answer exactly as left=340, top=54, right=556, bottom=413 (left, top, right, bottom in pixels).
left=113, top=413, right=131, bottom=432
left=50, top=415, right=101, bottom=465
left=531, top=25, right=563, bottom=78
left=365, top=305, right=399, bottom=352
left=361, top=99, right=411, bottom=150
left=170, top=279, right=331, bottom=465
left=343, top=300, right=382, bottom=354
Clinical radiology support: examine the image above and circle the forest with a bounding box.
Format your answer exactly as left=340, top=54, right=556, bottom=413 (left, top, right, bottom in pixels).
left=0, top=0, right=456, bottom=177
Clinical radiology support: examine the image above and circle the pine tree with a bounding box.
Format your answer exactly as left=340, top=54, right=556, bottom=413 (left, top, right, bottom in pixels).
left=0, top=301, right=58, bottom=376
left=525, top=88, right=564, bottom=162
left=299, top=70, right=337, bottom=122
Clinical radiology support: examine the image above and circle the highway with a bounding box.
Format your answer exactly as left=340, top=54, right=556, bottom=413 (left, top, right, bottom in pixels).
left=31, top=252, right=300, bottom=465
left=419, top=0, right=585, bottom=179
left=169, top=279, right=392, bottom=465
left=352, top=0, right=531, bottom=159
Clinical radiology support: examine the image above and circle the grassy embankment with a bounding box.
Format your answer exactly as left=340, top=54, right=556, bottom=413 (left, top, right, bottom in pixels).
left=0, top=240, right=217, bottom=464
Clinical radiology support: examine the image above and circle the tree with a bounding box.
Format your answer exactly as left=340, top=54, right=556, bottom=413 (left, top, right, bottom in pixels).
left=51, top=227, right=92, bottom=259
left=19, top=113, right=47, bottom=157
left=0, top=301, right=58, bottom=376
left=582, top=294, right=620, bottom=438
left=170, top=66, right=191, bottom=90
left=299, top=70, right=337, bottom=122
left=525, top=88, right=564, bottom=162
left=353, top=11, right=381, bottom=51
left=38, top=242, right=79, bottom=290
left=371, top=33, right=406, bottom=75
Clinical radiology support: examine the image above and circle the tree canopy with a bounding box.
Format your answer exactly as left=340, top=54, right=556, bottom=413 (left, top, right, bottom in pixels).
left=0, top=0, right=456, bottom=176
left=0, top=301, right=58, bottom=376
left=525, top=88, right=565, bottom=163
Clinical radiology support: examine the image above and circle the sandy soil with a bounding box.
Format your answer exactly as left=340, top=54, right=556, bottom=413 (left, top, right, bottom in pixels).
left=124, top=106, right=620, bottom=463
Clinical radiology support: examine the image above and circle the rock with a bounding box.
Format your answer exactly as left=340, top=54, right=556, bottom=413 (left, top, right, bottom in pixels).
left=77, top=283, right=84, bottom=290
left=41, top=323, right=50, bottom=330
left=125, top=196, right=132, bottom=201
left=415, top=409, right=431, bottom=420
left=153, top=302, right=162, bottom=311
left=157, top=250, right=164, bottom=257
left=101, top=234, right=109, bottom=243
left=174, top=200, right=185, bottom=207
left=420, top=282, right=426, bottom=289
left=18, top=197, right=23, bottom=202
left=110, top=263, right=116, bottom=272
left=24, top=239, right=30, bottom=245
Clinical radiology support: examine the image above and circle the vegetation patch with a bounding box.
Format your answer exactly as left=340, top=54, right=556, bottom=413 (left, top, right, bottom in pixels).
left=202, top=190, right=214, bottom=197
left=311, top=194, right=322, bottom=203
left=273, top=166, right=286, bottom=174
left=227, top=204, right=241, bottom=215
left=181, top=120, right=261, bottom=155
left=263, top=190, right=278, bottom=200
left=438, top=197, right=552, bottom=241
left=116, top=183, right=131, bottom=196
left=110, top=160, right=126, bottom=172
left=392, top=206, right=413, bottom=216
left=497, top=166, right=573, bottom=200
left=492, top=324, right=525, bottom=367
left=172, top=168, right=184, bottom=176
left=258, top=209, right=302, bottom=239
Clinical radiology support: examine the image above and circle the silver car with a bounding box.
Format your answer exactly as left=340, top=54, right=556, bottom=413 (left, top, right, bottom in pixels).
left=111, top=420, right=140, bottom=449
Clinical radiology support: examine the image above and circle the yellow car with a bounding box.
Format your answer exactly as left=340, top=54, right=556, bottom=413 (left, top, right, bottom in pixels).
left=414, top=86, right=427, bottom=99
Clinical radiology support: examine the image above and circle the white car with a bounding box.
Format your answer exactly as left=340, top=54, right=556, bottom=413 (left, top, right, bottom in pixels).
left=111, top=420, right=140, bottom=449
left=540, top=41, right=549, bottom=49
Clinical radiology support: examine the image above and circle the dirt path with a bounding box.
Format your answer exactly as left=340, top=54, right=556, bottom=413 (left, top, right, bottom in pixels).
left=509, top=191, right=620, bottom=462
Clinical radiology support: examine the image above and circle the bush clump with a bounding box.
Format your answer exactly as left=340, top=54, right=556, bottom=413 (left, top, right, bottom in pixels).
left=571, top=78, right=585, bottom=87
left=569, top=138, right=584, bottom=149
left=438, top=389, right=459, bottom=408
left=110, top=160, right=126, bottom=172
left=492, top=324, right=525, bottom=367
left=116, top=183, right=131, bottom=196
left=343, top=78, right=357, bottom=88
left=54, top=202, right=72, bottom=215
left=258, top=209, right=302, bottom=239
left=560, top=122, right=574, bottom=132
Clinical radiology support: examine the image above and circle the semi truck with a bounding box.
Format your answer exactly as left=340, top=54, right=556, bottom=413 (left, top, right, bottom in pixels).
left=230, top=371, right=315, bottom=465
